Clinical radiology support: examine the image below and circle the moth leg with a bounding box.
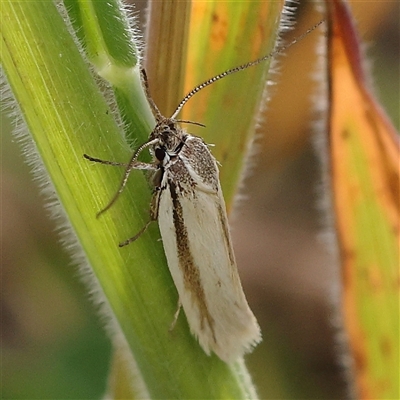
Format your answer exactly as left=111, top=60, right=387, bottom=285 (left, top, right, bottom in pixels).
left=83, top=154, right=128, bottom=167
left=118, top=187, right=162, bottom=247
left=84, top=154, right=153, bottom=172
left=119, top=220, right=154, bottom=247
left=169, top=298, right=182, bottom=332
left=100, top=156, right=157, bottom=221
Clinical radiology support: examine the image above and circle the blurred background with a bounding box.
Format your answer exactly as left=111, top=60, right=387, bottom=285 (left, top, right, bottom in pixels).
left=1, top=1, right=398, bottom=399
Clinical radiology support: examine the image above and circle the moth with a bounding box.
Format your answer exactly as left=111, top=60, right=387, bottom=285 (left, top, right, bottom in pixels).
left=84, top=21, right=323, bottom=363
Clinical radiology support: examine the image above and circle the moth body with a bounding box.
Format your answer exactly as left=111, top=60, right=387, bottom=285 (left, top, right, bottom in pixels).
left=151, top=119, right=261, bottom=362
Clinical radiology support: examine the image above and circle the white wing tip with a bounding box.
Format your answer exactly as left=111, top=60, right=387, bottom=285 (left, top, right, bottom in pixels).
left=214, top=322, right=262, bottom=363
left=195, top=317, right=262, bottom=363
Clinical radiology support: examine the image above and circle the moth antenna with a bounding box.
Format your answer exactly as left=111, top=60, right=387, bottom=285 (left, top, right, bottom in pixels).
left=97, top=138, right=159, bottom=217
left=141, top=68, right=163, bottom=121
left=175, top=119, right=206, bottom=128
left=170, top=19, right=324, bottom=120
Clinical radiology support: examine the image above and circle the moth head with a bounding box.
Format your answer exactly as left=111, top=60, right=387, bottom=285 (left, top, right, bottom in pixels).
left=150, top=118, right=185, bottom=157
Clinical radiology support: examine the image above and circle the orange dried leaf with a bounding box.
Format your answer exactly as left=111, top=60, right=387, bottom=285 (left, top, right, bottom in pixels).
left=328, top=1, right=399, bottom=399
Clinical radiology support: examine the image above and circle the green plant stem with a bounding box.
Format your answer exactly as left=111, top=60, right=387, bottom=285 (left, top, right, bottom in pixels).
left=1, top=1, right=260, bottom=398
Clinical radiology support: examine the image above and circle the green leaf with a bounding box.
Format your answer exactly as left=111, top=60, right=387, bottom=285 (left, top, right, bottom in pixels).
left=1, top=0, right=286, bottom=398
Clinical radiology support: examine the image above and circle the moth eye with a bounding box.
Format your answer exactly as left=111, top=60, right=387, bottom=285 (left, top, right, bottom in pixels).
left=155, top=147, right=166, bottom=161
left=162, top=130, right=171, bottom=139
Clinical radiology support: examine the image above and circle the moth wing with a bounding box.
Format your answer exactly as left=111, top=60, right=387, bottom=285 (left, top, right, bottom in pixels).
left=158, top=145, right=261, bottom=362
left=187, top=189, right=261, bottom=362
